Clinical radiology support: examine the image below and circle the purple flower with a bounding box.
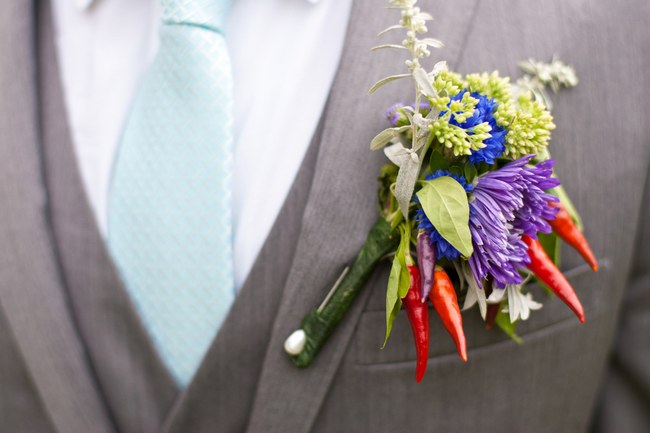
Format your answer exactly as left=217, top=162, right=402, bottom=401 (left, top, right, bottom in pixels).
left=385, top=102, right=406, bottom=127
left=385, top=101, right=432, bottom=127
left=468, top=156, right=560, bottom=288
left=512, top=159, right=560, bottom=238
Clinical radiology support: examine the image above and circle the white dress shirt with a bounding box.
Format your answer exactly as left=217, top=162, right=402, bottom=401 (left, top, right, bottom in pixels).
left=51, top=0, right=353, bottom=289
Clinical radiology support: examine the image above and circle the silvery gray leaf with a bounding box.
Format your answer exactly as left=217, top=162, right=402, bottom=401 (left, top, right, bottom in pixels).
left=518, top=59, right=537, bottom=75
left=371, top=44, right=408, bottom=51
left=368, top=73, right=410, bottom=95
left=412, top=129, right=429, bottom=153
left=370, top=125, right=410, bottom=150
left=377, top=25, right=403, bottom=36
left=383, top=141, right=411, bottom=167
left=420, top=38, right=444, bottom=48
left=412, top=67, right=436, bottom=98
left=431, top=60, right=447, bottom=77
left=394, top=153, right=420, bottom=218
left=462, top=262, right=487, bottom=319
left=412, top=112, right=432, bottom=129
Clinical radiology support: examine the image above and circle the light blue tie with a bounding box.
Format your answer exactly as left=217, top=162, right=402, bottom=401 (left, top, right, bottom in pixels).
left=108, top=0, right=235, bottom=387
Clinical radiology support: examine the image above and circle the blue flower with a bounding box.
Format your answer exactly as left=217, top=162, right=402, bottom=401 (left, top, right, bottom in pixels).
left=467, top=156, right=560, bottom=288
left=448, top=91, right=507, bottom=165
left=415, top=170, right=473, bottom=261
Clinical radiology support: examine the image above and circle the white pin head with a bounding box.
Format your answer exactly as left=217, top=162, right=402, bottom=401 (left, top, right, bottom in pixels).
left=284, top=329, right=307, bottom=356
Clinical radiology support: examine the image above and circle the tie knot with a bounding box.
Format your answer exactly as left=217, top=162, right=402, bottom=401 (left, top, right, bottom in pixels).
left=160, top=0, right=232, bottom=33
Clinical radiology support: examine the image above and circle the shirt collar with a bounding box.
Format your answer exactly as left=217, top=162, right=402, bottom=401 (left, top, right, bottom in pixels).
left=74, top=0, right=320, bottom=11
left=75, top=0, right=95, bottom=10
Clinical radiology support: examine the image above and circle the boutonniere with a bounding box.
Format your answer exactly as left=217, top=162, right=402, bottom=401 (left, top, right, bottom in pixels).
left=284, top=0, right=596, bottom=381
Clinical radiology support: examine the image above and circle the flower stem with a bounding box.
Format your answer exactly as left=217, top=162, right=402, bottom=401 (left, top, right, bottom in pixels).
left=289, top=218, right=399, bottom=368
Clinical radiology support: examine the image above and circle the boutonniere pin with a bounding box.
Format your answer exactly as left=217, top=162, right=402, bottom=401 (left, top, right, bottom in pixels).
left=284, top=0, right=595, bottom=382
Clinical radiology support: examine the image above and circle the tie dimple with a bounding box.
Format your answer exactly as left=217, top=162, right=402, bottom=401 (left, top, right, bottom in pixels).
left=161, top=0, right=231, bottom=32
left=108, top=0, right=235, bottom=387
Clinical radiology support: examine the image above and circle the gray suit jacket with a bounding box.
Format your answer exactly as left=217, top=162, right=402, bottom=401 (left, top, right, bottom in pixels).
left=0, top=0, right=648, bottom=432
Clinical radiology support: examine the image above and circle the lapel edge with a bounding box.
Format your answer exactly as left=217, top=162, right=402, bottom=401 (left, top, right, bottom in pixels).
left=244, top=0, right=481, bottom=432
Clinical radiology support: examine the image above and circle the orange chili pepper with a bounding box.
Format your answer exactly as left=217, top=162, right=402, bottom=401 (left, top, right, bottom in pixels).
left=523, top=235, right=585, bottom=323
left=404, top=265, right=430, bottom=382
left=549, top=201, right=598, bottom=272
left=429, top=268, right=468, bottom=362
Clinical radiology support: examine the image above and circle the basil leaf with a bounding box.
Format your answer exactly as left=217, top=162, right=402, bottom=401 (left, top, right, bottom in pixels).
left=464, top=161, right=477, bottom=182
left=382, top=224, right=411, bottom=347
left=382, top=298, right=402, bottom=349
left=417, top=176, right=474, bottom=257
left=428, top=150, right=449, bottom=172
left=495, top=310, right=522, bottom=344
left=449, top=165, right=464, bottom=177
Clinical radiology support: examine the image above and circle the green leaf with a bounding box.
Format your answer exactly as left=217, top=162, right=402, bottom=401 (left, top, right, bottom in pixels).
left=538, top=232, right=561, bottom=267
left=383, top=255, right=402, bottom=348
left=397, top=228, right=411, bottom=299
left=549, top=184, right=584, bottom=231
left=382, top=224, right=411, bottom=347
left=449, top=165, right=464, bottom=177
left=416, top=176, right=474, bottom=257
left=495, top=310, right=523, bottom=344
left=382, top=299, right=402, bottom=349
left=428, top=150, right=449, bottom=172
left=463, top=161, right=477, bottom=182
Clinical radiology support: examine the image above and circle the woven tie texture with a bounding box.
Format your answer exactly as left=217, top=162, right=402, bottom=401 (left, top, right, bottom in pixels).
left=108, top=0, right=235, bottom=387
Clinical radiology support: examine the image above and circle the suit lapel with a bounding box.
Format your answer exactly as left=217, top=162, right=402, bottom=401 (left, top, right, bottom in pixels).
left=36, top=2, right=179, bottom=433
left=0, top=2, right=114, bottom=433
left=244, top=1, right=479, bottom=432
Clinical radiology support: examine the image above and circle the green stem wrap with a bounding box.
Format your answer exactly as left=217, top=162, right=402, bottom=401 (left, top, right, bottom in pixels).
left=290, top=217, right=398, bottom=368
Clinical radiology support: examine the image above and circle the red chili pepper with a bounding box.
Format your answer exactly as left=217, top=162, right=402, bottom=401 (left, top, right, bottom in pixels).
left=416, top=231, right=436, bottom=301
left=485, top=303, right=501, bottom=330
left=429, top=268, right=468, bottom=362
left=523, top=235, right=585, bottom=323
left=403, top=265, right=430, bottom=382
left=549, top=201, right=598, bottom=272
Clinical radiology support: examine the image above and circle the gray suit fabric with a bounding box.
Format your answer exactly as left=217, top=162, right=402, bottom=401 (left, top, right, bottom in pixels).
left=0, top=0, right=648, bottom=432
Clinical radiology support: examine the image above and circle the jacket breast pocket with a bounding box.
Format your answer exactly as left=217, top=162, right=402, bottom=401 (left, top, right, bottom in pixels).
left=354, top=258, right=611, bottom=366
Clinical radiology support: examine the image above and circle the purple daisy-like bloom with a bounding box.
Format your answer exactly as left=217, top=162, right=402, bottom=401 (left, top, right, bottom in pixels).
left=512, top=158, right=560, bottom=238
left=468, top=155, right=560, bottom=288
